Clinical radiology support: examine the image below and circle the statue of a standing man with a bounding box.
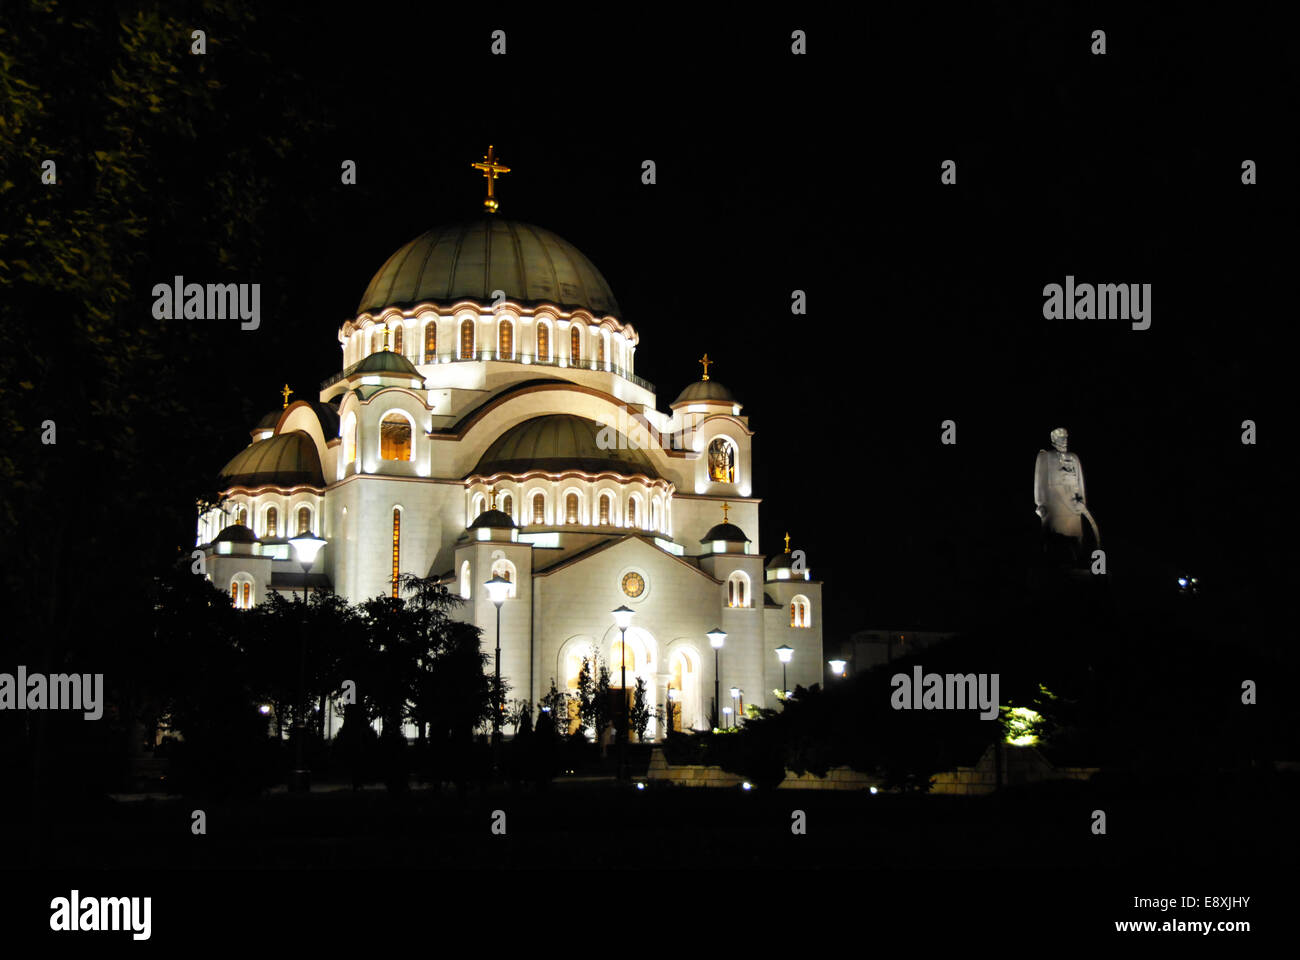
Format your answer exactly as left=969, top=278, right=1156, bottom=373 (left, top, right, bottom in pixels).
left=1034, top=427, right=1100, bottom=562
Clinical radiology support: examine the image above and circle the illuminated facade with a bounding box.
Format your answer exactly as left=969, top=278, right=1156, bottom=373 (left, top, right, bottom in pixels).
left=198, top=204, right=823, bottom=738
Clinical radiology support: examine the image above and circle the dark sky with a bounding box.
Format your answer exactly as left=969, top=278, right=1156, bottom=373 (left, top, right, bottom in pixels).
left=205, top=6, right=1295, bottom=641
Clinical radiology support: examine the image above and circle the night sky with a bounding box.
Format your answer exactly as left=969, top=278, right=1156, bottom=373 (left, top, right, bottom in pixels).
left=187, top=6, right=1294, bottom=640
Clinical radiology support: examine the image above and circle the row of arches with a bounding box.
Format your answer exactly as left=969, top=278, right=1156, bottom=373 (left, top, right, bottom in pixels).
left=198, top=498, right=321, bottom=544
left=345, top=315, right=630, bottom=370
left=470, top=484, right=671, bottom=534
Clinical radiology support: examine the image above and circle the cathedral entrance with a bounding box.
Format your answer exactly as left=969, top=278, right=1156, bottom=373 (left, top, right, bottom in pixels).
left=667, top=647, right=701, bottom=732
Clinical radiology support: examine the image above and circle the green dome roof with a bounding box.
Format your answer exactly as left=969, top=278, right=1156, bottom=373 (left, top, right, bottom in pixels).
left=672, top=379, right=736, bottom=407
left=352, top=350, right=422, bottom=378
left=700, top=522, right=750, bottom=543
left=468, top=508, right=517, bottom=530
left=358, top=219, right=620, bottom=317
left=218, top=430, right=325, bottom=490
left=472, top=414, right=658, bottom=479
left=212, top=524, right=258, bottom=544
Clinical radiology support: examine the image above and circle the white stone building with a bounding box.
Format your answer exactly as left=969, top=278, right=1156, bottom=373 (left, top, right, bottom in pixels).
left=198, top=214, right=823, bottom=738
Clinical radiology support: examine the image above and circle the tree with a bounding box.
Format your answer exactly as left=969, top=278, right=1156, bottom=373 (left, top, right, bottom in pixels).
left=630, top=676, right=651, bottom=742
left=593, top=662, right=613, bottom=754
left=575, top=657, right=596, bottom=742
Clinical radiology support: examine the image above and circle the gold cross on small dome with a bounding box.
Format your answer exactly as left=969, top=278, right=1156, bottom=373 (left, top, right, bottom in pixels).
left=784, top=532, right=791, bottom=553
left=699, top=353, right=712, bottom=380
left=722, top=501, right=730, bottom=522
left=471, top=145, right=511, bottom=214
left=281, top=383, right=293, bottom=409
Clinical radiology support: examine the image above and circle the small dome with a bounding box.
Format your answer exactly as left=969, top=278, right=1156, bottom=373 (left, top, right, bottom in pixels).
left=468, top=508, right=517, bottom=530
left=672, top=379, right=736, bottom=407
left=472, top=414, right=658, bottom=480
left=213, top=524, right=258, bottom=544
left=766, top=550, right=795, bottom=570
left=352, top=350, right=422, bottom=379
left=358, top=219, right=620, bottom=317
left=254, top=410, right=281, bottom=430
left=218, top=431, right=325, bottom=489
left=700, top=522, right=750, bottom=543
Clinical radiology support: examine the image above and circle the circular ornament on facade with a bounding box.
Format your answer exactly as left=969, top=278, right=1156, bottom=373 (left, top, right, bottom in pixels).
left=621, top=571, right=646, bottom=598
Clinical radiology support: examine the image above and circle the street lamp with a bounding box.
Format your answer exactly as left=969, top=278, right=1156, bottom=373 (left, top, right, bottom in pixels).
left=288, top=533, right=326, bottom=792
left=612, top=605, right=635, bottom=780
left=707, top=628, right=726, bottom=730
left=828, top=658, right=848, bottom=678
left=485, top=574, right=511, bottom=776
left=775, top=644, right=794, bottom=699
left=730, top=685, right=740, bottom=727
left=722, top=706, right=732, bottom=728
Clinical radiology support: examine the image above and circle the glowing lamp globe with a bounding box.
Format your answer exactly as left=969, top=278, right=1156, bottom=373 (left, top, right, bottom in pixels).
left=484, top=575, right=511, bottom=607
left=707, top=628, right=727, bottom=649
left=611, top=605, right=635, bottom=630
left=289, top=533, right=327, bottom=567
left=828, top=659, right=847, bottom=676
left=775, top=644, right=794, bottom=664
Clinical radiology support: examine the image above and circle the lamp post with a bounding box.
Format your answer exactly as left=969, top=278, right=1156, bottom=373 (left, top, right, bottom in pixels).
left=775, top=644, right=794, bottom=699
left=722, top=706, right=732, bottom=729
left=288, top=533, right=326, bottom=793
left=828, top=658, right=848, bottom=679
left=612, top=605, right=635, bottom=780
left=730, top=685, right=740, bottom=728
left=707, top=628, right=726, bottom=730
left=485, top=574, right=511, bottom=777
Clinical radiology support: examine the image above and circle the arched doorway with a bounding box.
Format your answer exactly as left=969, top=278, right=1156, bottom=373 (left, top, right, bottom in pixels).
left=665, top=643, right=702, bottom=733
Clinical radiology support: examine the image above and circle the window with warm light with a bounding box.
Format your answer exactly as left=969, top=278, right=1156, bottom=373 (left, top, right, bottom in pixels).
left=537, top=323, right=549, bottom=361
left=532, top=492, right=545, bottom=524
left=707, top=437, right=737, bottom=483
left=297, top=506, right=311, bottom=536
left=490, top=558, right=517, bottom=597
left=460, top=318, right=475, bottom=358
left=790, top=595, right=811, bottom=628
left=565, top=492, right=579, bottom=525
left=599, top=494, right=611, bottom=525
left=627, top=497, right=637, bottom=527
left=424, top=321, right=437, bottom=362
left=380, top=414, right=412, bottom=461
left=570, top=326, right=580, bottom=362
left=391, top=508, right=401, bottom=598
left=498, top=318, right=513, bottom=358
left=393, top=325, right=403, bottom=354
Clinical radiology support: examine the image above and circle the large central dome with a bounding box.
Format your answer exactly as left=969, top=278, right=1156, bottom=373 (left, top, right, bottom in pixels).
left=357, top=219, right=620, bottom=317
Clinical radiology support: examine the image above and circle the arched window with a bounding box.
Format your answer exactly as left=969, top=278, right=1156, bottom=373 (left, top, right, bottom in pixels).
left=473, top=494, right=486, bottom=520
left=566, top=492, right=579, bottom=524
left=242, top=582, right=251, bottom=608
left=237, top=507, right=248, bottom=527
left=371, top=327, right=382, bottom=354
left=537, top=323, right=550, bottom=361
left=498, top=318, right=513, bottom=359
left=599, top=493, right=611, bottom=525
left=707, top=437, right=737, bottom=483
left=490, top=558, right=517, bottom=597
left=423, top=321, right=437, bottom=362
left=393, top=325, right=403, bottom=354
left=501, top=493, right=513, bottom=518
left=570, top=326, right=581, bottom=363
left=650, top=499, right=659, bottom=531
left=380, top=413, right=412, bottom=461
left=265, top=506, right=278, bottom=538
left=460, top=318, right=475, bottom=358
left=460, top=561, right=472, bottom=599
left=231, top=575, right=254, bottom=610
left=727, top=572, right=750, bottom=608
left=627, top=497, right=637, bottom=527
left=532, top=492, right=545, bottom=524
left=342, top=413, right=357, bottom=464
left=791, top=595, right=811, bottom=628
left=230, top=582, right=238, bottom=605
left=391, top=508, right=401, bottom=598
left=610, top=641, right=636, bottom=680
left=596, top=332, right=605, bottom=366
left=297, top=506, right=311, bottom=535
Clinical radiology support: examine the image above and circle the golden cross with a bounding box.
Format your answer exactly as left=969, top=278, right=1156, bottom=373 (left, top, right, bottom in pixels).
left=280, top=383, right=293, bottom=409
left=699, top=353, right=712, bottom=381
left=783, top=531, right=791, bottom=553
left=722, top=501, right=730, bottom=523
left=489, top=486, right=497, bottom=509
left=471, top=144, right=511, bottom=214
left=383, top=327, right=390, bottom=351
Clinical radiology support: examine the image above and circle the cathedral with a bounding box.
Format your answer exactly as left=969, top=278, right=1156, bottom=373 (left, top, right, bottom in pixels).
left=197, top=149, right=823, bottom=739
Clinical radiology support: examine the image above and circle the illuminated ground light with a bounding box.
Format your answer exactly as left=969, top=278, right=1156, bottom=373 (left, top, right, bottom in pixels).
left=636, top=782, right=645, bottom=790
left=1002, top=706, right=1043, bottom=746
left=742, top=781, right=753, bottom=791
left=869, top=786, right=878, bottom=795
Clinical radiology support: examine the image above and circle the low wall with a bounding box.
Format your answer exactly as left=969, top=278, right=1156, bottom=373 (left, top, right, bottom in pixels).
left=647, top=748, right=879, bottom=791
